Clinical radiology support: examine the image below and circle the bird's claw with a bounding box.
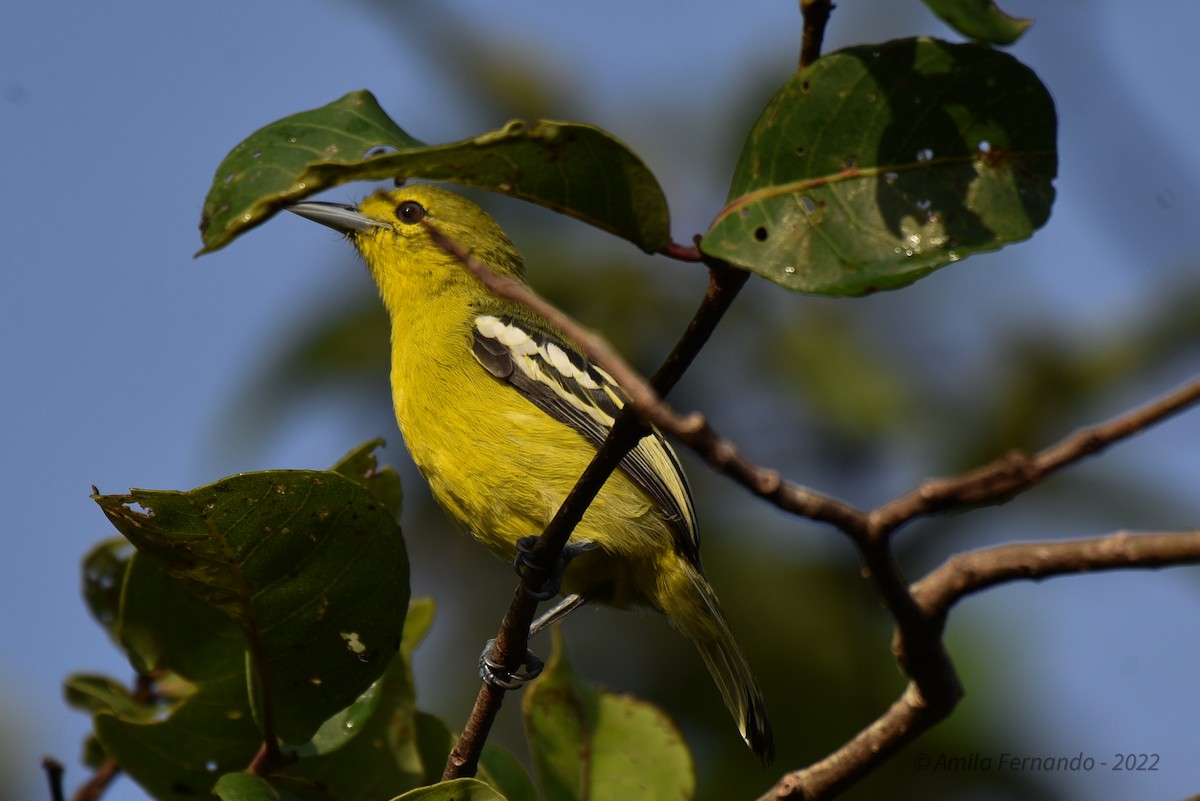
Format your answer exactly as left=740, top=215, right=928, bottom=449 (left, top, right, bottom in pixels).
left=513, top=536, right=598, bottom=601
left=479, top=638, right=545, bottom=690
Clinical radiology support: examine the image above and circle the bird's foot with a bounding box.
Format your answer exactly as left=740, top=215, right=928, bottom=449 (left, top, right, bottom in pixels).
left=478, top=638, right=545, bottom=690
left=513, top=535, right=598, bottom=601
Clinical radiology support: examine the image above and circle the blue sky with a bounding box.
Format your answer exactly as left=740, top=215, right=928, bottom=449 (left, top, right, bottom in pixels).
left=3, top=2, right=1200, bottom=800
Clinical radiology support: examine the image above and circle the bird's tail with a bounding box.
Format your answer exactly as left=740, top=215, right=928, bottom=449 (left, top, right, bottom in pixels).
left=667, top=569, right=774, bottom=763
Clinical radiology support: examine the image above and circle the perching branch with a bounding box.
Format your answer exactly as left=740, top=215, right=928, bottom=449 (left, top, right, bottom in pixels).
left=445, top=409, right=650, bottom=779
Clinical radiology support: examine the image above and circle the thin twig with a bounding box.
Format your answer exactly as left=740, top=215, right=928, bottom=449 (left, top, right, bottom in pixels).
left=69, top=759, right=120, bottom=801
left=663, top=239, right=704, bottom=262
left=43, top=758, right=66, bottom=801
left=912, top=529, right=1200, bottom=622
left=870, top=375, right=1200, bottom=539
left=799, top=0, right=835, bottom=70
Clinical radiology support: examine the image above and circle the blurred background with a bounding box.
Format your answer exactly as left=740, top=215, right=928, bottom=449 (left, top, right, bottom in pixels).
left=3, top=1, right=1199, bottom=800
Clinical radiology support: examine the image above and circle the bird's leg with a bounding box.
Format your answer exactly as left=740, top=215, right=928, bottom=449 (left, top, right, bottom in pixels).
left=478, top=592, right=591, bottom=689
left=513, top=534, right=598, bottom=601
left=529, top=591, right=590, bottom=637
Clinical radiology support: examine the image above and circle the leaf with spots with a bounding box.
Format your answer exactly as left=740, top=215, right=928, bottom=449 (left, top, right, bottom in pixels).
left=268, top=600, right=443, bottom=800
left=198, top=90, right=670, bottom=255
left=523, top=629, right=694, bottom=801
left=703, top=38, right=1057, bottom=295
left=92, top=441, right=410, bottom=744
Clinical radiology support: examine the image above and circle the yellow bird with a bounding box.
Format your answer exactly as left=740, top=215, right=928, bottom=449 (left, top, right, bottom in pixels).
left=289, top=184, right=773, bottom=762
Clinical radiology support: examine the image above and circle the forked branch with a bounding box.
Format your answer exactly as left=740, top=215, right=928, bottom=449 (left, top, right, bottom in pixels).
left=450, top=230, right=1200, bottom=798
left=763, top=528, right=1200, bottom=801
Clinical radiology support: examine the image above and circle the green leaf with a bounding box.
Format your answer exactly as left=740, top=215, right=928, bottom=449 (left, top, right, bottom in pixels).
left=278, top=600, right=441, bottom=799
left=391, top=778, right=509, bottom=801
left=64, top=674, right=153, bottom=721
left=331, top=438, right=403, bottom=519
left=92, top=445, right=410, bottom=744
left=523, top=630, right=694, bottom=801
left=413, top=711, right=455, bottom=786
left=90, top=665, right=262, bottom=801
left=478, top=745, right=538, bottom=801
left=921, top=0, right=1032, bottom=45
left=276, top=660, right=425, bottom=799
left=199, top=90, right=669, bottom=254
left=119, top=550, right=249, bottom=678
left=70, top=546, right=263, bottom=801
left=703, top=38, right=1057, bottom=295
left=215, top=773, right=292, bottom=801
left=400, top=597, right=436, bottom=663
left=81, top=538, right=132, bottom=642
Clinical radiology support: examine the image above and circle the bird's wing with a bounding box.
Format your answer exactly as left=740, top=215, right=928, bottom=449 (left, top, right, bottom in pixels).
left=471, top=312, right=699, bottom=564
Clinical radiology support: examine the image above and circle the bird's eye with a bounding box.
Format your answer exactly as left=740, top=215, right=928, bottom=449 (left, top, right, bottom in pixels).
left=395, top=200, right=427, bottom=225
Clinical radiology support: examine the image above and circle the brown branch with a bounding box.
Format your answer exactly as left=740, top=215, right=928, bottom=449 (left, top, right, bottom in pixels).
left=426, top=223, right=749, bottom=779
left=68, top=759, right=120, bottom=801
left=423, top=222, right=1200, bottom=800
left=799, top=0, right=835, bottom=70
left=651, top=260, right=747, bottom=389
left=660, top=407, right=865, bottom=532
left=761, top=682, right=935, bottom=801
left=43, top=757, right=66, bottom=801
left=663, top=239, right=704, bottom=262
left=870, top=375, right=1200, bottom=540
left=912, top=529, right=1200, bottom=621
left=763, top=529, right=1200, bottom=800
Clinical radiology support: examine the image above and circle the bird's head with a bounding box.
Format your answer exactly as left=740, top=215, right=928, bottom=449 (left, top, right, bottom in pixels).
left=289, top=184, right=525, bottom=306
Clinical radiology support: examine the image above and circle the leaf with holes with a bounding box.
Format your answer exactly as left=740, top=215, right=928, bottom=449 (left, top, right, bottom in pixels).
left=703, top=38, right=1057, bottom=295
left=92, top=441, right=409, bottom=744
left=199, top=90, right=670, bottom=254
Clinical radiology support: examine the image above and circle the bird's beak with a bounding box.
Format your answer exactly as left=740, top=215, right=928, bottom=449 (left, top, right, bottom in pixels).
left=287, top=201, right=380, bottom=234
